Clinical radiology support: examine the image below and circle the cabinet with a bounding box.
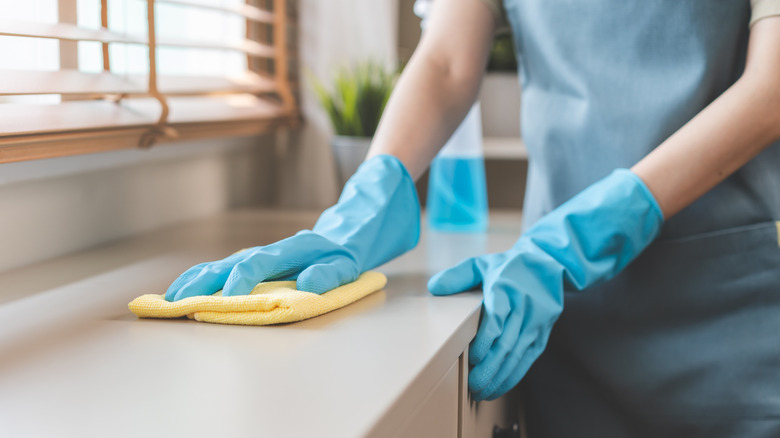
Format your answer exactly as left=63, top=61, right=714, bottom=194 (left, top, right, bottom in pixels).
left=394, top=348, right=523, bottom=438
left=395, top=360, right=459, bottom=437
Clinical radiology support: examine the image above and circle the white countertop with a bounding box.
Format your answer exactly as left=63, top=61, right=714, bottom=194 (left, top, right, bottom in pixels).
left=0, top=210, right=522, bottom=438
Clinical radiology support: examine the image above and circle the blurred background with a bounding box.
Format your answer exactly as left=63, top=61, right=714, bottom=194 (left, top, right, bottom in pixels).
left=0, top=0, right=526, bottom=273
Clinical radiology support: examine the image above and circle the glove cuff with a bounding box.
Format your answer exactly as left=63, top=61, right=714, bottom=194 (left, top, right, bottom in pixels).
left=313, top=154, right=421, bottom=270
left=622, top=168, right=664, bottom=225
left=524, top=168, right=664, bottom=289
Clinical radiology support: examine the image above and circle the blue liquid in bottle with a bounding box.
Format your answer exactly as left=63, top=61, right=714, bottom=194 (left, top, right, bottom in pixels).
left=427, top=156, right=488, bottom=232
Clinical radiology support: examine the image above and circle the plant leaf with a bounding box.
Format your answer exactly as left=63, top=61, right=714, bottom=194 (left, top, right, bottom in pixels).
left=308, top=61, right=400, bottom=137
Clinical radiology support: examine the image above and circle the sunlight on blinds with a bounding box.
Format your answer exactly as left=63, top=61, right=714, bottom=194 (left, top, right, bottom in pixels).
left=0, top=0, right=60, bottom=103
left=0, top=0, right=298, bottom=163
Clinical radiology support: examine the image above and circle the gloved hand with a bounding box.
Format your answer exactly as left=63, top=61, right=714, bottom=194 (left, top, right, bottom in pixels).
left=428, top=169, right=664, bottom=401
left=166, top=154, right=420, bottom=301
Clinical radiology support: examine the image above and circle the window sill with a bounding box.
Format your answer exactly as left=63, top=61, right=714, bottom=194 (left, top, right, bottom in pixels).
left=0, top=96, right=300, bottom=164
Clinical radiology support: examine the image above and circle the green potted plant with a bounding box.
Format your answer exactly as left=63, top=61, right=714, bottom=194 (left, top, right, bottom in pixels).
left=312, top=62, right=398, bottom=188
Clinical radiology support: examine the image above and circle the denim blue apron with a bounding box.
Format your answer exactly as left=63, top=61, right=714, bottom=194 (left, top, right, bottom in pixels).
left=501, top=0, right=780, bottom=436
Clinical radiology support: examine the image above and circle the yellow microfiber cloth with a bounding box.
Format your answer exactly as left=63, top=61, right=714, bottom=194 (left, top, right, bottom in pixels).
left=128, top=271, right=387, bottom=326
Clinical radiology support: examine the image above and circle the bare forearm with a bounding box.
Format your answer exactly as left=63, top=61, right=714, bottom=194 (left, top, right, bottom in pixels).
left=632, top=73, right=780, bottom=218
left=633, top=17, right=780, bottom=218
left=367, top=53, right=483, bottom=179
left=366, top=0, right=496, bottom=180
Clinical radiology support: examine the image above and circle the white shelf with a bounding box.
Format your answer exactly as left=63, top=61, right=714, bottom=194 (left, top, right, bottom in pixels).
left=482, top=136, right=528, bottom=160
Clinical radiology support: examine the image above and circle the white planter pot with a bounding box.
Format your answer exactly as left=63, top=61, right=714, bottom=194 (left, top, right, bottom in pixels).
left=479, top=72, right=521, bottom=138
left=331, top=135, right=372, bottom=189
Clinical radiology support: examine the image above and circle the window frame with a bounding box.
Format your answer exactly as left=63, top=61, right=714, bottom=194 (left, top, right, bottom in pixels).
left=0, top=0, right=299, bottom=164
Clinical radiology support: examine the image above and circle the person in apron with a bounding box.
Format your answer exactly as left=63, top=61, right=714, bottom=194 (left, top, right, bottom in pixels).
left=456, top=0, right=780, bottom=436
left=165, top=0, right=780, bottom=435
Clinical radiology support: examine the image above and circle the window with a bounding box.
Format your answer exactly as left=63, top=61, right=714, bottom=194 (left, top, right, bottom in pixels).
left=0, top=0, right=298, bottom=163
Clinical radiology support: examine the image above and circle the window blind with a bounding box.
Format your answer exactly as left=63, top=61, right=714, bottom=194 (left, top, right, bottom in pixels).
left=0, top=0, right=298, bottom=163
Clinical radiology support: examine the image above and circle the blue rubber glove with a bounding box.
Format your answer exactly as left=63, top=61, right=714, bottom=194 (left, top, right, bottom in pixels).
left=428, top=169, right=664, bottom=401
left=166, top=154, right=420, bottom=301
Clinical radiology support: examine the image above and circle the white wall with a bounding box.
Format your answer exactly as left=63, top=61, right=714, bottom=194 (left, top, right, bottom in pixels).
left=0, top=135, right=278, bottom=273
left=278, top=0, right=400, bottom=208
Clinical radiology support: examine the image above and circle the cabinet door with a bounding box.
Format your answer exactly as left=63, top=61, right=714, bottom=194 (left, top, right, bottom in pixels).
left=393, top=359, right=460, bottom=438
left=459, top=349, right=525, bottom=438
